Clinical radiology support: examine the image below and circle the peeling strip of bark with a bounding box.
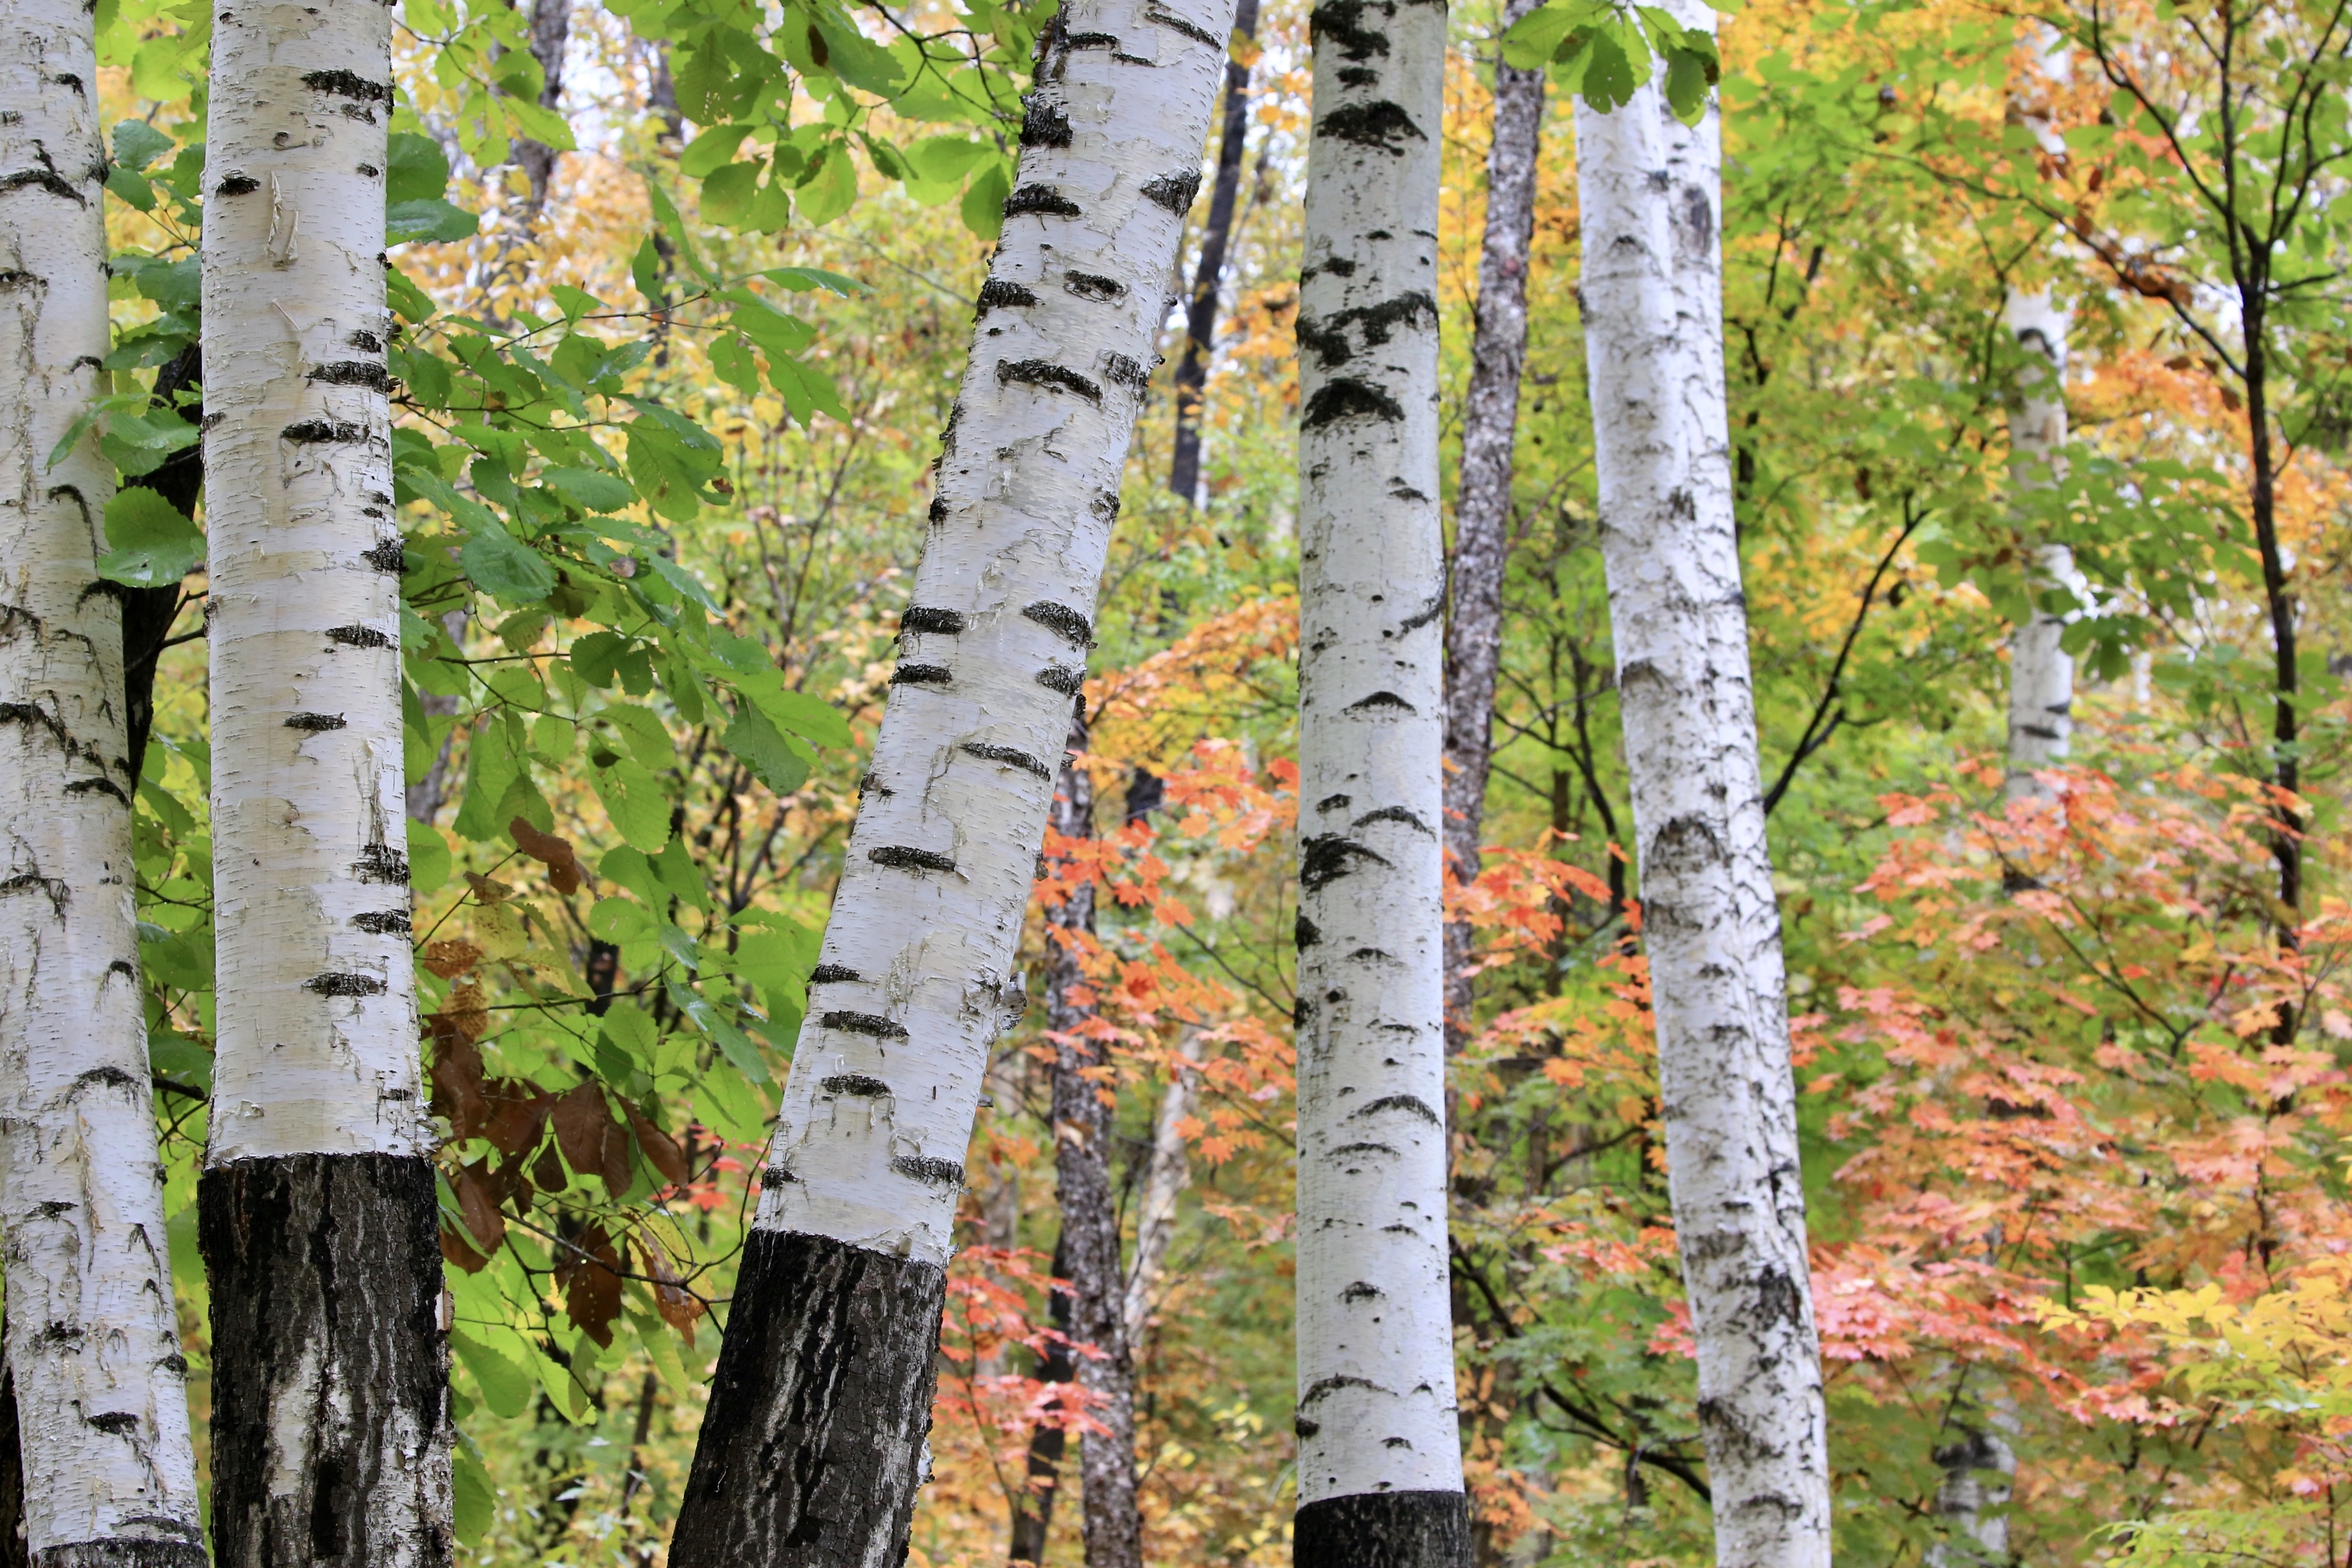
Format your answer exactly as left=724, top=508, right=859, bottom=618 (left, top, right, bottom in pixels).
left=961, top=742, right=1053, bottom=780
left=867, top=846, right=955, bottom=873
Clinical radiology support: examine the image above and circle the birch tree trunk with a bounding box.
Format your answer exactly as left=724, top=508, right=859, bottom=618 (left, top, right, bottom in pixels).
left=667, top=3, right=1238, bottom=1558
left=0, top=12, right=208, bottom=1562
left=199, top=0, right=452, bottom=1560
left=1043, top=749, right=1145, bottom=1568
left=1930, top=1427, right=2014, bottom=1568
left=1291, top=0, right=1468, bottom=1560
left=1167, top=0, right=1261, bottom=505
left=1440, top=0, right=1546, bottom=1051
left=1122, top=1029, right=1203, bottom=1349
left=1575, top=27, right=1833, bottom=1568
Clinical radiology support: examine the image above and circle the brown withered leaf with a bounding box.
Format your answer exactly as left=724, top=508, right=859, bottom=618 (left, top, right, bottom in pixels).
left=637, top=1235, right=706, bottom=1346
left=481, top=1081, right=552, bottom=1157
left=551, top=1083, right=613, bottom=1182
left=421, top=939, right=482, bottom=979
left=533, top=1140, right=567, bottom=1194
left=508, top=816, right=586, bottom=897
left=428, top=1030, right=488, bottom=1143
left=442, top=981, right=489, bottom=1042
left=627, top=1107, right=690, bottom=1187
left=440, top=1224, right=489, bottom=1273
left=464, top=871, right=516, bottom=905
left=555, top=1226, right=624, bottom=1347
left=453, top=1158, right=506, bottom=1255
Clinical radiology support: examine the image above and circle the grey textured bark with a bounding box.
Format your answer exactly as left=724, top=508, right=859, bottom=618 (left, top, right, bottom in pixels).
left=669, top=1230, right=947, bottom=1568
left=1044, top=748, right=1144, bottom=1568
left=1007, top=1243, right=1075, bottom=1563
left=1294, top=1490, right=1472, bottom=1567
left=1166, top=0, right=1262, bottom=505
left=197, top=1153, right=451, bottom=1568
left=513, top=0, right=573, bottom=217
left=1440, top=0, right=1547, bottom=1051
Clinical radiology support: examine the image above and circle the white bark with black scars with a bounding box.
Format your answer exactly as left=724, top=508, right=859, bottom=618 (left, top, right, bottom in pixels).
left=0, top=5, right=207, bottom=1557
left=1291, top=0, right=1466, bottom=1521
left=1122, top=1028, right=1202, bottom=1348
left=1441, top=0, right=1546, bottom=1048
left=754, top=0, right=1239, bottom=1270
left=203, top=0, right=423, bottom=1165
left=1575, top=20, right=1834, bottom=1568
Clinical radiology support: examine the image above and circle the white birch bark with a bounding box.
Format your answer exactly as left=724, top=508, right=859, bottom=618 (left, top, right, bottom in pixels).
left=0, top=9, right=207, bottom=1556
left=1930, top=1428, right=2015, bottom=1568
left=1575, top=21, right=1833, bottom=1568
left=1122, top=1029, right=1202, bottom=1348
left=1291, top=0, right=1463, bottom=1509
left=755, top=0, right=1239, bottom=1269
left=203, top=0, right=425, bottom=1165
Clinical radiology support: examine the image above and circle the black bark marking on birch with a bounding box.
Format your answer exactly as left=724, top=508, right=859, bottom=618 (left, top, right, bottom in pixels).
left=199, top=1152, right=449, bottom=1568
left=1140, top=171, right=1203, bottom=215
left=1302, top=377, right=1405, bottom=429
left=998, top=359, right=1102, bottom=403
left=1020, top=100, right=1073, bottom=147
left=1063, top=30, right=1121, bottom=47
left=1354, top=804, right=1432, bottom=833
left=1397, top=590, right=1443, bottom=634
left=300, top=68, right=393, bottom=103
left=898, top=605, right=966, bottom=636
left=818, top=1073, right=891, bottom=1095
left=962, top=742, right=1054, bottom=780
left=213, top=171, right=260, bottom=196
left=1317, top=793, right=1352, bottom=811
left=1355, top=1093, right=1440, bottom=1124
left=0, top=1355, right=23, bottom=1568
left=1063, top=270, right=1127, bottom=303
left=0, top=155, right=88, bottom=206
left=1297, top=293, right=1437, bottom=369
left=867, top=846, right=955, bottom=873
left=809, top=964, right=861, bottom=984
left=351, top=911, right=412, bottom=939
left=890, top=1154, right=965, bottom=1186
left=303, top=972, right=386, bottom=997
left=348, top=330, right=383, bottom=352
left=889, top=663, right=952, bottom=685
left=1022, top=601, right=1095, bottom=648
left=325, top=624, right=393, bottom=648
left=1144, top=4, right=1222, bottom=45
left=364, top=538, right=406, bottom=573
left=280, top=419, right=368, bottom=444
left=355, top=844, right=409, bottom=883
left=1036, top=665, right=1085, bottom=695
left=1295, top=1490, right=1472, bottom=1568
left=1003, top=185, right=1083, bottom=219
left=285, top=712, right=347, bottom=731
left=819, top=1012, right=908, bottom=1040
left=976, top=278, right=1040, bottom=316
left=1339, top=1280, right=1384, bottom=1301
left=1347, top=690, right=1416, bottom=714
left=670, top=1230, right=944, bottom=1568
left=1103, top=354, right=1151, bottom=393
left=1330, top=1141, right=1397, bottom=1160
left=0, top=874, right=68, bottom=915
left=1296, top=915, right=1321, bottom=947
left=1754, top=1265, right=1807, bottom=1330
left=1301, top=834, right=1389, bottom=891
left=1339, top=65, right=1379, bottom=85
left=1347, top=947, right=1392, bottom=961
left=62, top=776, right=130, bottom=805
left=307, top=362, right=392, bottom=392
left=1309, top=0, right=1392, bottom=56
left=926, top=498, right=949, bottom=526
left=106, top=959, right=137, bottom=981
left=1646, top=813, right=1725, bottom=875
left=1320, top=100, right=1426, bottom=153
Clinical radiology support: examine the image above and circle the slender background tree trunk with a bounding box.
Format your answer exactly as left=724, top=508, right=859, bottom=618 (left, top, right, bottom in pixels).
left=1441, top=0, right=1547, bottom=1051
left=0, top=10, right=208, bottom=1561
left=200, top=0, right=452, bottom=1559
left=1122, top=1029, right=1202, bottom=1349
left=667, top=1, right=1238, bottom=1558
left=1167, top=0, right=1262, bottom=505
left=2001, top=288, right=2075, bottom=795
left=514, top=0, right=573, bottom=218
left=1291, top=0, right=1470, bottom=1561
left=1008, top=1249, right=1076, bottom=1564
left=1575, top=23, right=1833, bottom=1568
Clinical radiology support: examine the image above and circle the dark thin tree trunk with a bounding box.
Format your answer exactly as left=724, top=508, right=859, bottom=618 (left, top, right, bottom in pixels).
left=199, top=1153, right=452, bottom=1568
left=0, top=1357, right=23, bottom=1568
left=1440, top=0, right=1547, bottom=1053
left=118, top=344, right=204, bottom=787
left=2244, top=324, right=2301, bottom=926
left=513, top=0, right=573, bottom=216
left=1007, top=1254, right=1075, bottom=1562
left=1044, top=741, right=1145, bottom=1567
left=1166, top=0, right=1261, bottom=505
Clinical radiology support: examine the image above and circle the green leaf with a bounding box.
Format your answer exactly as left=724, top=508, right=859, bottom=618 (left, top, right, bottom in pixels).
left=794, top=142, right=858, bottom=227
left=680, top=125, right=751, bottom=178
left=1664, top=46, right=1712, bottom=123
left=1502, top=4, right=1579, bottom=70
left=905, top=134, right=992, bottom=184
left=550, top=284, right=604, bottom=322
left=408, top=820, right=452, bottom=895
left=1580, top=27, right=1639, bottom=112
left=667, top=979, right=769, bottom=1084
left=700, top=161, right=761, bottom=229
left=460, top=521, right=557, bottom=601
left=761, top=266, right=863, bottom=296
left=388, top=199, right=480, bottom=246
left=543, top=466, right=634, bottom=512
left=593, top=758, right=673, bottom=853
left=595, top=703, right=674, bottom=771
left=630, top=233, right=666, bottom=308
left=386, top=131, right=452, bottom=204
left=960, top=161, right=1010, bottom=241
left=452, top=1442, right=497, bottom=1545
left=98, top=487, right=204, bottom=587
left=722, top=702, right=811, bottom=796
left=452, top=1329, right=536, bottom=1419
left=113, top=121, right=174, bottom=176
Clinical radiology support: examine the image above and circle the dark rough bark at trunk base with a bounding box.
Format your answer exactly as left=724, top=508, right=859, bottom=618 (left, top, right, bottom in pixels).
left=670, top=1228, right=947, bottom=1568
left=1295, top=1490, right=1472, bottom=1568
left=199, top=1152, right=451, bottom=1568
left=34, top=1548, right=209, bottom=1568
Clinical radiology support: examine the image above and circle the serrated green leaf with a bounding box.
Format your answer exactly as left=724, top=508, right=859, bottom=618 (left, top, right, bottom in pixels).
left=460, top=520, right=557, bottom=600
left=98, top=486, right=204, bottom=587
left=722, top=701, right=811, bottom=796
left=592, top=758, right=673, bottom=853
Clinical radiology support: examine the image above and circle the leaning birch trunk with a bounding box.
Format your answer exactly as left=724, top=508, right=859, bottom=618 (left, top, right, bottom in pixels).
left=1440, top=0, right=1547, bottom=1051
left=1042, top=748, right=1145, bottom=1568
left=666, top=3, right=1239, bottom=1559
left=199, top=1, right=454, bottom=1561
left=1291, top=0, right=1469, bottom=1561
left=1575, top=26, right=1834, bottom=1568
left=1122, top=1029, right=1204, bottom=1349
left=0, top=12, right=208, bottom=1564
